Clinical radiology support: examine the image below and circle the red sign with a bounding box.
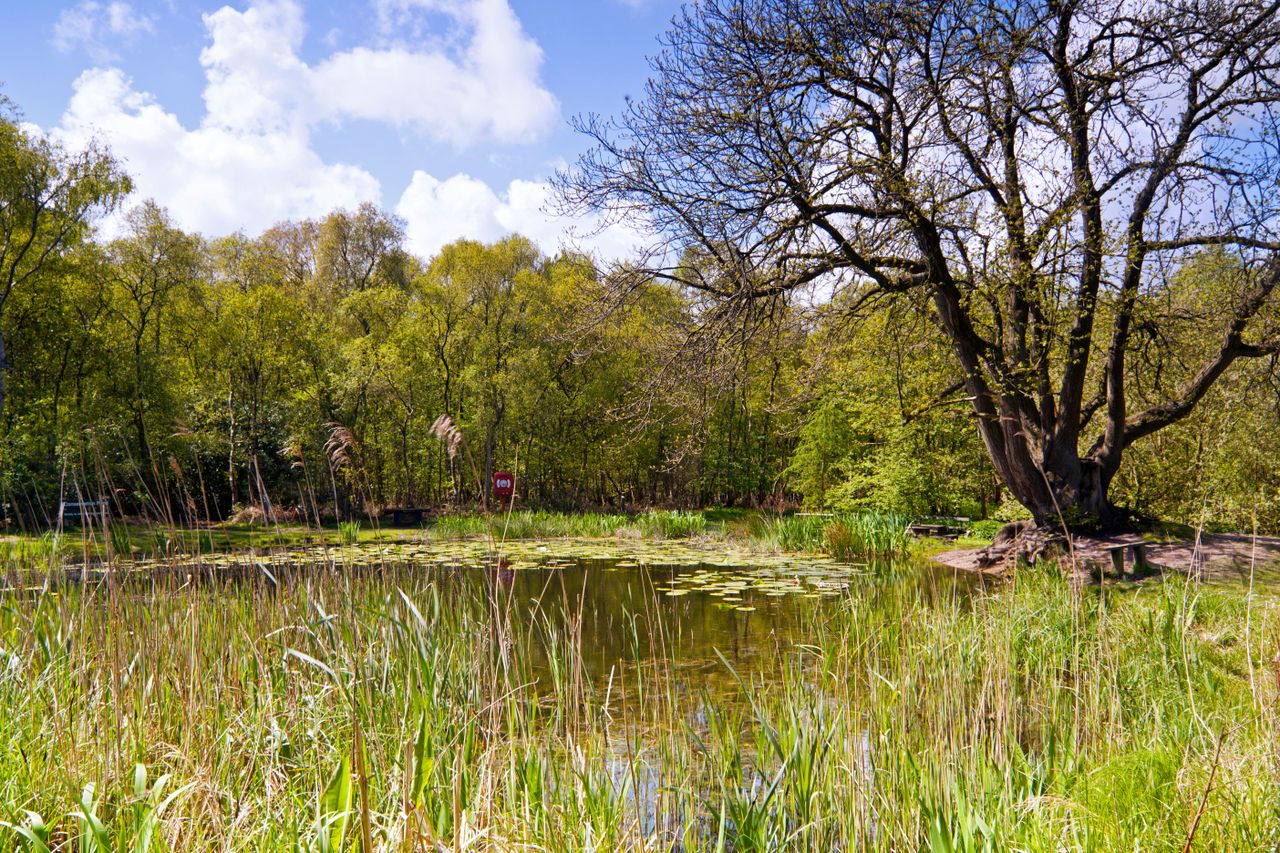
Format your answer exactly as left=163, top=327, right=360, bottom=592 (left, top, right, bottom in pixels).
left=493, top=472, right=515, bottom=498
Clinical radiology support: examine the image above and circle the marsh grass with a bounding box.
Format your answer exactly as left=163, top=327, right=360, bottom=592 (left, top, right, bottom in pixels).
left=17, top=508, right=921, bottom=569
left=823, top=512, right=911, bottom=560
left=0, top=532, right=60, bottom=567
left=639, top=510, right=707, bottom=539
left=429, top=510, right=709, bottom=541
left=752, top=514, right=829, bottom=552
left=752, top=511, right=911, bottom=560
left=338, top=520, right=362, bottom=546
left=0, top=540, right=1273, bottom=851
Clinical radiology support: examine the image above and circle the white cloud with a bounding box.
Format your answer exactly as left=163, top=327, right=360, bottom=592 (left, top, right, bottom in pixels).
left=56, top=67, right=381, bottom=236
left=46, top=0, right=634, bottom=259
left=53, top=1, right=156, bottom=62
left=396, top=171, right=645, bottom=259
left=336, top=0, right=558, bottom=145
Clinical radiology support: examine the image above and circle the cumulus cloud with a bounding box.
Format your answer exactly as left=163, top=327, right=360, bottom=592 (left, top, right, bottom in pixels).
left=56, top=66, right=381, bottom=236
left=53, top=1, right=156, bottom=62
left=320, top=0, right=558, bottom=145
left=184, top=0, right=556, bottom=145
left=396, top=172, right=646, bottom=259
left=47, top=0, right=634, bottom=259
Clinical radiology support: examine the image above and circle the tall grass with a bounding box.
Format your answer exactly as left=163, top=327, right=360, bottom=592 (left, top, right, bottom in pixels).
left=429, top=509, right=709, bottom=541
left=0, top=545, right=1272, bottom=850
left=753, top=511, right=912, bottom=559
left=639, top=509, right=707, bottom=539
left=753, top=514, right=829, bottom=552
left=337, top=520, right=362, bottom=546
left=824, top=510, right=911, bottom=560
left=0, top=532, right=60, bottom=567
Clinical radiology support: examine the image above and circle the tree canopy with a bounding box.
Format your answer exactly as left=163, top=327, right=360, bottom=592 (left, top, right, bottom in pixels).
left=0, top=102, right=129, bottom=418
left=559, top=0, right=1280, bottom=527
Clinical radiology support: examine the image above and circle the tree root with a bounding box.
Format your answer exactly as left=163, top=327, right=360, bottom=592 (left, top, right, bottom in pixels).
left=975, top=521, right=1070, bottom=569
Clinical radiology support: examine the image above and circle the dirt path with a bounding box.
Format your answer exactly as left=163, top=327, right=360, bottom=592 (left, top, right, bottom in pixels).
left=932, top=531, right=1280, bottom=582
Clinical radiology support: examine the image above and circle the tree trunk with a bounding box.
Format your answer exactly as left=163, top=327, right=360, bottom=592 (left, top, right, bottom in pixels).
left=971, top=396, right=1122, bottom=530
left=0, top=329, right=7, bottom=427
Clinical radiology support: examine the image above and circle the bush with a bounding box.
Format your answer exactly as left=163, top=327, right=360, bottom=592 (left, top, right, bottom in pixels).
left=966, top=519, right=1003, bottom=540
left=993, top=495, right=1033, bottom=523
left=640, top=510, right=707, bottom=538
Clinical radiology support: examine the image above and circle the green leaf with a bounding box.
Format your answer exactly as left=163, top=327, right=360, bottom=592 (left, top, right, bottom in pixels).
left=1, top=810, right=52, bottom=853
left=410, top=710, right=433, bottom=806
left=74, top=783, right=111, bottom=853
left=319, top=755, right=353, bottom=853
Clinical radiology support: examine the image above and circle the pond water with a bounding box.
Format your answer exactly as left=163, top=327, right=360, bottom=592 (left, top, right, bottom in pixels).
left=90, top=537, right=983, bottom=690
left=4, top=535, right=1268, bottom=847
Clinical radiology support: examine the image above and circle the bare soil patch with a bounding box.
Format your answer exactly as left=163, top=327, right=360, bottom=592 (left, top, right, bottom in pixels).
left=932, top=531, right=1280, bottom=582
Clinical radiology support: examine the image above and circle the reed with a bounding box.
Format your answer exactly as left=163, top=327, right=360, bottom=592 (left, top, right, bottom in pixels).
left=337, top=520, right=362, bottom=546
left=639, top=510, right=707, bottom=539
left=753, top=511, right=912, bottom=560
left=0, top=539, right=1271, bottom=851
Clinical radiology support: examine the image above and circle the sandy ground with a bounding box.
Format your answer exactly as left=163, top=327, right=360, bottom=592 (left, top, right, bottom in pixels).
left=932, top=531, right=1280, bottom=582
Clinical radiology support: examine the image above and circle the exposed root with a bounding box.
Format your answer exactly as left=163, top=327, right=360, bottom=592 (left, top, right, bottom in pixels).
left=974, top=521, right=1069, bottom=569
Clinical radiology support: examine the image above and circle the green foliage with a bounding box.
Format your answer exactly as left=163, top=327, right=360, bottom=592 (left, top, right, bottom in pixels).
left=824, top=511, right=912, bottom=560
left=965, top=519, right=1003, bottom=540
left=753, top=513, right=829, bottom=552
left=785, top=400, right=855, bottom=510
left=307, top=756, right=352, bottom=853
left=0, top=544, right=1275, bottom=848
left=992, top=495, right=1033, bottom=523
left=3, top=766, right=187, bottom=853
left=337, top=521, right=361, bottom=546
left=786, top=306, right=997, bottom=520
left=108, top=522, right=133, bottom=558
left=0, top=532, right=59, bottom=568
left=753, top=511, right=912, bottom=559
left=639, top=509, right=707, bottom=538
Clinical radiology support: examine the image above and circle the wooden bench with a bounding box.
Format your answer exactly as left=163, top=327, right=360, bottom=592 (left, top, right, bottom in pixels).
left=384, top=507, right=427, bottom=526
left=1100, top=540, right=1150, bottom=578
left=909, top=519, right=969, bottom=540
left=58, top=500, right=109, bottom=526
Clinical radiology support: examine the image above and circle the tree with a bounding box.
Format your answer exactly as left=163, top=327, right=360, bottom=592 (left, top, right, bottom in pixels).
left=0, top=105, right=128, bottom=421
left=788, top=301, right=995, bottom=515
left=442, top=237, right=539, bottom=505
left=106, top=201, right=201, bottom=474
left=559, top=0, right=1280, bottom=528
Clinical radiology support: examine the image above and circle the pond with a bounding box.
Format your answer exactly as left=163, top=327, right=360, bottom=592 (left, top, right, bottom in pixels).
left=0, top=536, right=1272, bottom=850
left=61, top=537, right=982, bottom=694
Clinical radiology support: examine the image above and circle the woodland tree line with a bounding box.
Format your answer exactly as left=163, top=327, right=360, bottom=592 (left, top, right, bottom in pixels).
left=3, top=195, right=1279, bottom=529
left=5, top=36, right=1280, bottom=531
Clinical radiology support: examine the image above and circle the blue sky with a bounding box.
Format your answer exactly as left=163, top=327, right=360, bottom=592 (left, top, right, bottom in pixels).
left=0, top=0, right=680, bottom=257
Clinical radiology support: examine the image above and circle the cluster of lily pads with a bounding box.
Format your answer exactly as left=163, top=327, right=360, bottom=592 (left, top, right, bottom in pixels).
left=20, top=538, right=869, bottom=610
left=658, top=561, right=859, bottom=611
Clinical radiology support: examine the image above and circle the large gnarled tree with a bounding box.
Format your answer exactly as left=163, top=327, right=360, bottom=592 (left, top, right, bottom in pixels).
left=559, top=0, right=1280, bottom=527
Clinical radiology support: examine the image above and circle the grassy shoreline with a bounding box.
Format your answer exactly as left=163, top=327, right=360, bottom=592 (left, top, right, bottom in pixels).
left=0, top=547, right=1272, bottom=849
left=0, top=508, right=937, bottom=565
left=0, top=516, right=1273, bottom=850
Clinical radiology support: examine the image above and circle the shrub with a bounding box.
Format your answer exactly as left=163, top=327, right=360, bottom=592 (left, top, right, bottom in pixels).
left=338, top=520, right=361, bottom=545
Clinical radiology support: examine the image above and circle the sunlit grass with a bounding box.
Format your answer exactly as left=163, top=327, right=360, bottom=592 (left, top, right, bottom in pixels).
left=7, top=508, right=941, bottom=567
left=0, top=541, right=1273, bottom=850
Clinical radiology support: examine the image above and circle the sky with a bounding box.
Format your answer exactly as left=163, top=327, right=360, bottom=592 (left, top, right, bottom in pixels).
left=0, top=0, right=681, bottom=258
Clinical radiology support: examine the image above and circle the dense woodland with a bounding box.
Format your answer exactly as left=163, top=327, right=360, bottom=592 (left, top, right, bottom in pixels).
left=3, top=101, right=1280, bottom=530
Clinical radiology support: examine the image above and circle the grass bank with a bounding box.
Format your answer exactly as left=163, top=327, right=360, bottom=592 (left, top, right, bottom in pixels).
left=1, top=508, right=928, bottom=566
left=0, top=551, right=1273, bottom=850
